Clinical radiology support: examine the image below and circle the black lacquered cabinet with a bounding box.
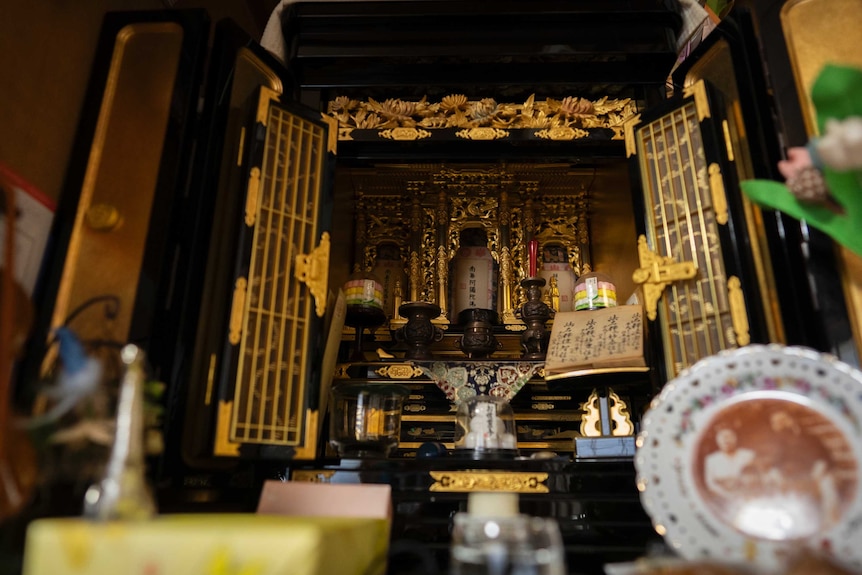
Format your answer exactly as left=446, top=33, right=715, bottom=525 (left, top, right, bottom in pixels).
left=17, top=3, right=856, bottom=575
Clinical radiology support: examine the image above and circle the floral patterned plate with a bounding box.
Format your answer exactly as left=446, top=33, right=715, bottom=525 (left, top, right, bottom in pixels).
left=635, top=345, right=862, bottom=573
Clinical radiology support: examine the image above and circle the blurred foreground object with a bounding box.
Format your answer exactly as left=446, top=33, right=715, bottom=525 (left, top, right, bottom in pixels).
left=83, top=344, right=155, bottom=520
left=741, top=64, right=862, bottom=256
left=0, top=174, right=37, bottom=521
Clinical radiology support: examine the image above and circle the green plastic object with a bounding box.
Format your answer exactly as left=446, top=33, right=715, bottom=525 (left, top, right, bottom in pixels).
left=741, top=64, right=862, bottom=256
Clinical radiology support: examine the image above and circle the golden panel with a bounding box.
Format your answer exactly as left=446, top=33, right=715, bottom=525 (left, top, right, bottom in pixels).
left=781, top=0, right=862, bottom=136
left=429, top=471, right=549, bottom=493
left=45, top=23, right=183, bottom=373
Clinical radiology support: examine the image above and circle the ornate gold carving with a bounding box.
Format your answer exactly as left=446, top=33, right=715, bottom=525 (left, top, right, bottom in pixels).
left=295, top=232, right=331, bottom=318
left=708, top=163, right=729, bottom=225
left=375, top=364, right=424, bottom=379
left=333, top=364, right=350, bottom=379
left=404, top=404, right=427, bottom=413
left=728, top=276, right=750, bottom=346
left=632, top=235, right=698, bottom=321
left=682, top=80, right=711, bottom=122
left=292, top=470, right=335, bottom=483
left=327, top=94, right=635, bottom=136
left=214, top=401, right=239, bottom=456
left=229, top=277, right=247, bottom=345
left=580, top=389, right=634, bottom=436
left=456, top=127, right=509, bottom=140
left=380, top=127, right=432, bottom=140
left=245, top=167, right=260, bottom=226
left=532, top=402, right=555, bottom=411
left=534, top=126, right=589, bottom=140
left=429, top=471, right=549, bottom=493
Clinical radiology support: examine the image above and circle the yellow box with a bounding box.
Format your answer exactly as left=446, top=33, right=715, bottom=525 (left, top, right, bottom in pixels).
left=23, top=514, right=390, bottom=575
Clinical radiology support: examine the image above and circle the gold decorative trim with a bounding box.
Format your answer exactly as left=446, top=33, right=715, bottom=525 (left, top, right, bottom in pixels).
left=204, top=353, right=216, bottom=406
left=708, top=163, right=729, bottom=225
left=624, top=113, right=642, bottom=158
left=532, top=402, right=555, bottom=411
left=256, top=85, right=280, bottom=124
left=379, top=127, right=432, bottom=140
left=375, top=364, right=424, bottom=379
left=632, top=235, right=698, bottom=320
left=290, top=409, right=319, bottom=459
left=214, top=401, right=240, bottom=456
left=333, top=364, right=350, bottom=379
left=291, top=470, right=336, bottom=483
left=455, top=127, right=509, bottom=140
left=721, top=119, right=735, bottom=162
left=429, top=471, right=549, bottom=493
left=229, top=277, right=247, bottom=345
left=245, top=167, right=260, bottom=226
left=682, top=80, right=710, bottom=122
left=295, top=232, right=331, bottom=318
left=534, top=126, right=589, bottom=141
left=237, top=126, right=245, bottom=166
left=727, top=276, right=750, bottom=346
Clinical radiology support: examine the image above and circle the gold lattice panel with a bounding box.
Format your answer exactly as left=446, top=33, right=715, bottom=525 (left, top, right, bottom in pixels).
left=230, top=99, right=327, bottom=446
left=636, top=98, right=737, bottom=376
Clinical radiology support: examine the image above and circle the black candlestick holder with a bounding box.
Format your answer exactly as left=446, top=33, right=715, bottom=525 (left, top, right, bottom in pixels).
left=519, top=277, right=552, bottom=360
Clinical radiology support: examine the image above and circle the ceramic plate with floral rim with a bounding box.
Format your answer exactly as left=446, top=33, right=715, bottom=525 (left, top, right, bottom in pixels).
left=634, top=345, right=862, bottom=574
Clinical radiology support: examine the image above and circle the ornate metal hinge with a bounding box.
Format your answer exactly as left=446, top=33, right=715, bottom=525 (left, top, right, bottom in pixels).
left=632, top=235, right=698, bottom=320
left=295, top=232, right=330, bottom=318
